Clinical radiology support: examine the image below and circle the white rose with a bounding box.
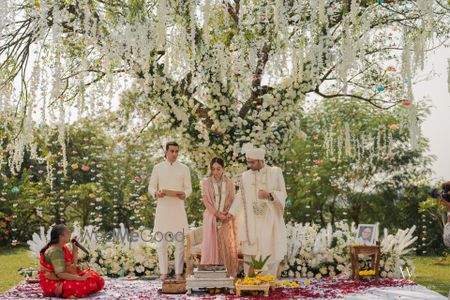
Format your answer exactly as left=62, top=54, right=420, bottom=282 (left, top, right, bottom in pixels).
left=135, top=265, right=145, bottom=273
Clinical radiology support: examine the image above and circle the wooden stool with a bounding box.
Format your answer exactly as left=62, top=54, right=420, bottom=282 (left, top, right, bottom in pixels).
left=235, top=283, right=270, bottom=297
left=349, top=241, right=381, bottom=280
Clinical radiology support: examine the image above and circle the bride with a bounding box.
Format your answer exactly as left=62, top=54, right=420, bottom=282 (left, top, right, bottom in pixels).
left=200, top=157, right=238, bottom=277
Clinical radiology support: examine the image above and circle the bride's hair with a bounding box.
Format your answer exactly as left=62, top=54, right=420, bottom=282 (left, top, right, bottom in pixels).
left=40, top=224, right=67, bottom=254
left=210, top=157, right=225, bottom=171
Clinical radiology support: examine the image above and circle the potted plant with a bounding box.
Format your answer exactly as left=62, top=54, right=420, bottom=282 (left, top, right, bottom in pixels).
left=244, top=255, right=271, bottom=277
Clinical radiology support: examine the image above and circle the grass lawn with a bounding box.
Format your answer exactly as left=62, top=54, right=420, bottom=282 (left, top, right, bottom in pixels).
left=0, top=247, right=449, bottom=296
left=410, top=255, right=450, bottom=297
left=0, top=246, right=37, bottom=293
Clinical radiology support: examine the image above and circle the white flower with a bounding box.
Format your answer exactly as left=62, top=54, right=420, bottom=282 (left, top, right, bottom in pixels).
left=135, top=265, right=145, bottom=273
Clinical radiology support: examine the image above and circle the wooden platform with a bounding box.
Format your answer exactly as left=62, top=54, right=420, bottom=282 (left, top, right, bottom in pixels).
left=186, top=275, right=235, bottom=295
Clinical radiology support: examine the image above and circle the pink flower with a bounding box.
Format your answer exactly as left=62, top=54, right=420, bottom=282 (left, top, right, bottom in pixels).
left=402, top=101, right=412, bottom=106
left=389, top=124, right=399, bottom=130
left=386, top=66, right=396, bottom=72
left=81, top=165, right=90, bottom=172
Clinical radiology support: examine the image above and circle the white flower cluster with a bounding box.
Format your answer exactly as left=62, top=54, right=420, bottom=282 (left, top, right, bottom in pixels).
left=27, top=221, right=417, bottom=279
left=282, top=221, right=416, bottom=279
left=1, top=0, right=447, bottom=176
left=27, top=223, right=173, bottom=277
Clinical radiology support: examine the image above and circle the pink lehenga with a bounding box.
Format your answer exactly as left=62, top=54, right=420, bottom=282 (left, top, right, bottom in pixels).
left=200, top=176, right=238, bottom=277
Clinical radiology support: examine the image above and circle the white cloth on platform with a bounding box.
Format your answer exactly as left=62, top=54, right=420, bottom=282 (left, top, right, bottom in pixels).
left=229, top=165, right=287, bottom=276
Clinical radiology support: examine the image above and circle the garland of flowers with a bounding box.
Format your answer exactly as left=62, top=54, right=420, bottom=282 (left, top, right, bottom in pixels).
left=1, top=0, right=446, bottom=177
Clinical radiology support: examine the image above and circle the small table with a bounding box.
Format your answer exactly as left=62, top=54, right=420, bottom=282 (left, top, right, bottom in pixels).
left=349, top=241, right=381, bottom=280
left=235, top=283, right=270, bottom=297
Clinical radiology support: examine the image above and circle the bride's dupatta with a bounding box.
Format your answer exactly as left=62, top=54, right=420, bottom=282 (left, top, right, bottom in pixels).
left=201, top=176, right=238, bottom=277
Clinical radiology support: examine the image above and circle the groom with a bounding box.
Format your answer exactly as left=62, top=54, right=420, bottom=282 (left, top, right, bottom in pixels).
left=229, top=143, right=287, bottom=277
left=148, top=141, right=192, bottom=281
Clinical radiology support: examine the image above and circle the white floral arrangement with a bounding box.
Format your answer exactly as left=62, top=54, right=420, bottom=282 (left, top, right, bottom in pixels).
left=27, top=221, right=417, bottom=279
left=281, top=221, right=417, bottom=279
left=27, top=222, right=174, bottom=277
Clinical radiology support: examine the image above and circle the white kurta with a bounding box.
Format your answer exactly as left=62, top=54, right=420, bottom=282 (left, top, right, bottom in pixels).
left=229, top=166, right=287, bottom=264
left=148, top=161, right=192, bottom=234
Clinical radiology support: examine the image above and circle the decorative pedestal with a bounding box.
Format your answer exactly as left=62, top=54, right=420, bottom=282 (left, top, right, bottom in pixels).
left=186, top=266, right=235, bottom=295
left=235, top=282, right=270, bottom=297
left=349, top=241, right=381, bottom=280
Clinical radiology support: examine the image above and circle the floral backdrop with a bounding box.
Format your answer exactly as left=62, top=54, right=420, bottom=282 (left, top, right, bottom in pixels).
left=25, top=221, right=417, bottom=280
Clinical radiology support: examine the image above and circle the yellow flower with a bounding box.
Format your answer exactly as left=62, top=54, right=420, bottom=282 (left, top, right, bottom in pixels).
left=358, top=269, right=376, bottom=276
left=305, top=279, right=311, bottom=285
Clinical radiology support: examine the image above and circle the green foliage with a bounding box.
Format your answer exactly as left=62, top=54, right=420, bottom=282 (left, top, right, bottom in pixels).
left=283, top=99, right=435, bottom=253
left=244, top=255, right=271, bottom=270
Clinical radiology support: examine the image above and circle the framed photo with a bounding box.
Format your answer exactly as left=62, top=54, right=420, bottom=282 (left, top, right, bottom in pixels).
left=355, top=224, right=378, bottom=245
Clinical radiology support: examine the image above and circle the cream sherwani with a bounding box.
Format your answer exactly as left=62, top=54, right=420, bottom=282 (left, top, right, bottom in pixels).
left=229, top=165, right=287, bottom=276
left=148, top=160, right=192, bottom=275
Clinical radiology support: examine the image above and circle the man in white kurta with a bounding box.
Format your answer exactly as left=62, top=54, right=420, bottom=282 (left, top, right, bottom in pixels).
left=148, top=142, right=192, bottom=280
left=229, top=144, right=287, bottom=277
